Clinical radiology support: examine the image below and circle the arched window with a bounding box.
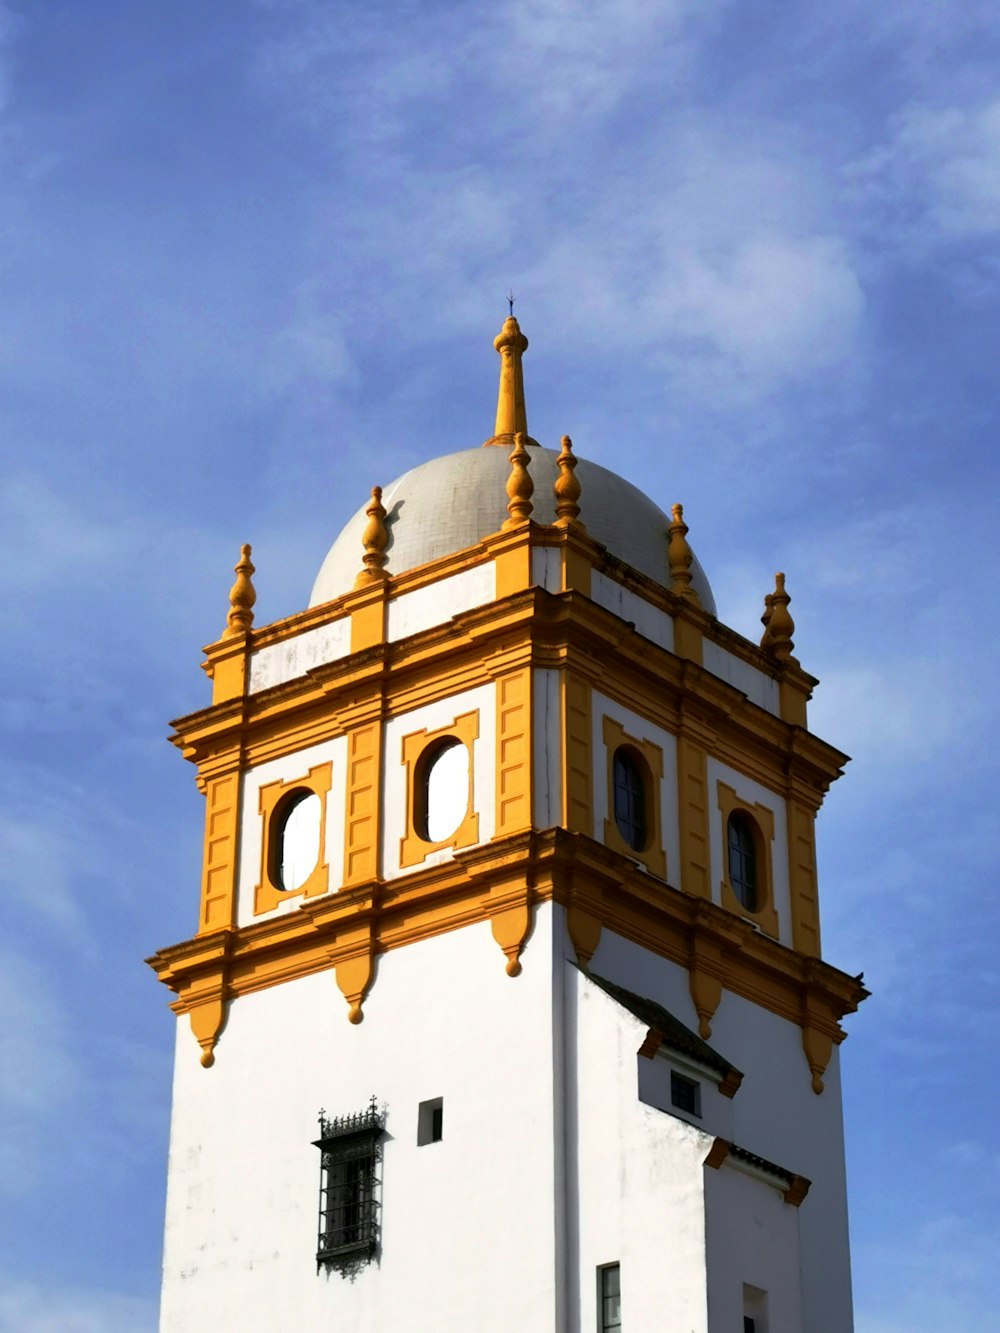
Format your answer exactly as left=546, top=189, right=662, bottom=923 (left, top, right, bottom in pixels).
left=415, top=739, right=469, bottom=843
left=274, top=791, right=322, bottom=892
left=727, top=811, right=758, bottom=912
left=612, top=746, right=647, bottom=852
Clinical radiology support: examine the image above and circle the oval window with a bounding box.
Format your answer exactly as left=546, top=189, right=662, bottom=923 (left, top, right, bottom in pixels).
left=727, top=811, right=758, bottom=912
left=275, top=791, right=322, bottom=892
left=612, top=746, right=647, bottom=852
left=418, top=740, right=470, bottom=843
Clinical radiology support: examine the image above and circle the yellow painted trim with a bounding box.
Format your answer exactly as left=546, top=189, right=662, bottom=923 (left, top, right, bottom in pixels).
left=254, top=763, right=332, bottom=916
left=495, top=669, right=532, bottom=835
left=343, top=721, right=382, bottom=887
left=202, top=636, right=248, bottom=706
left=716, top=781, right=779, bottom=939
left=198, top=772, right=241, bottom=932
left=602, top=715, right=667, bottom=880
left=786, top=788, right=821, bottom=957
left=398, top=710, right=480, bottom=869
left=150, top=827, right=866, bottom=1081
left=676, top=726, right=711, bottom=901
left=562, top=673, right=593, bottom=835
left=349, top=584, right=387, bottom=653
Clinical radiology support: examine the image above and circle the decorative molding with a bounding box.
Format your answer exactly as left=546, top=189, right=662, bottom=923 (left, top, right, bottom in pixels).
left=254, top=762, right=332, bottom=916
left=199, top=772, right=241, bottom=932
left=495, top=669, right=532, bottom=836
left=343, top=721, right=382, bottom=887
left=716, top=780, right=779, bottom=940
left=398, top=710, right=480, bottom=869
left=562, top=673, right=593, bottom=835
left=149, top=828, right=867, bottom=1086
left=601, top=714, right=667, bottom=880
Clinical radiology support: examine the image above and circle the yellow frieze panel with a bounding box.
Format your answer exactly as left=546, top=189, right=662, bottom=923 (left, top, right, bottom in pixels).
left=496, top=669, right=532, bottom=836
left=343, top=722, right=382, bottom=887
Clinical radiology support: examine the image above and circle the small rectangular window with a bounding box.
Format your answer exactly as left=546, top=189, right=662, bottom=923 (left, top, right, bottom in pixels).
left=670, top=1070, right=701, bottom=1116
left=744, top=1319, right=756, bottom=1333
left=599, top=1263, right=621, bottom=1332
left=417, top=1097, right=444, bottom=1145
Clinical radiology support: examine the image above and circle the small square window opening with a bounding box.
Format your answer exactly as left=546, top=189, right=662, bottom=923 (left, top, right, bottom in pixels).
left=670, top=1070, right=701, bottom=1117
left=417, top=1097, right=444, bottom=1145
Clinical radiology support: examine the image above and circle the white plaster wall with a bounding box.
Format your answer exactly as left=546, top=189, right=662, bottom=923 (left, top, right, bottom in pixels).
left=248, top=617, right=351, bottom=694
left=380, top=682, right=495, bottom=881
left=236, top=735, right=349, bottom=927
left=533, top=668, right=561, bottom=828
left=386, top=562, right=495, bottom=641
left=706, top=757, right=791, bottom=946
left=592, top=690, right=681, bottom=887
left=566, top=957, right=712, bottom=1333
left=705, top=1166, right=803, bottom=1332
left=702, top=640, right=779, bottom=716
left=160, top=914, right=560, bottom=1333
left=531, top=546, right=561, bottom=593
left=583, top=926, right=855, bottom=1333
left=591, top=571, right=674, bottom=652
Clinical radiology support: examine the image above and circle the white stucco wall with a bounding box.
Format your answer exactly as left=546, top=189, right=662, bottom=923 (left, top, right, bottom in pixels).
left=705, top=1166, right=803, bottom=1332
left=248, top=616, right=352, bottom=693
left=532, top=668, right=561, bottom=828
left=583, top=924, right=855, bottom=1333
left=160, top=914, right=560, bottom=1333
left=235, top=735, right=349, bottom=927
left=590, top=571, right=674, bottom=652
left=592, top=690, right=681, bottom=887
left=701, top=639, right=779, bottom=716
left=386, top=562, right=495, bottom=641
left=380, top=682, right=496, bottom=880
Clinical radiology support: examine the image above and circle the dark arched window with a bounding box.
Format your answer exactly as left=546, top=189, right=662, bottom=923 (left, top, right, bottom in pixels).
left=727, top=811, right=758, bottom=911
left=612, top=747, right=647, bottom=852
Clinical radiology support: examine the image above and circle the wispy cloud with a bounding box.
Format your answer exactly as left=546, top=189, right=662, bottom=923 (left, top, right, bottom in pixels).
left=0, top=1273, right=156, bottom=1333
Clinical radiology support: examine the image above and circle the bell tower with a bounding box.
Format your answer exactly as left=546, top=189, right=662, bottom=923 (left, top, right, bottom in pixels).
left=150, top=314, right=866, bottom=1333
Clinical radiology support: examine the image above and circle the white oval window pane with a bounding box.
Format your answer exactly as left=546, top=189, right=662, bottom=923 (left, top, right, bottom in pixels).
left=425, top=743, right=469, bottom=843
left=279, top=793, right=322, bottom=891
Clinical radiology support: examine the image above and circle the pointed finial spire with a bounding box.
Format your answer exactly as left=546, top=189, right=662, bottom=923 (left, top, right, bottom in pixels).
left=761, top=572, right=796, bottom=661
left=553, top=434, right=583, bottom=528
left=223, top=544, right=256, bottom=637
left=668, top=504, right=701, bottom=605
left=483, top=310, right=539, bottom=448
left=503, top=432, right=534, bottom=528
left=355, top=485, right=389, bottom=587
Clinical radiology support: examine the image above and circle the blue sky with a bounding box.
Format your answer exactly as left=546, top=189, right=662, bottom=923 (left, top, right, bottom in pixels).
left=1, top=1, right=998, bottom=1328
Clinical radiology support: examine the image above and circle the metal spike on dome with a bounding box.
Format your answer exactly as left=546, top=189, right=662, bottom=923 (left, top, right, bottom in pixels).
left=668, top=504, right=700, bottom=606
left=483, top=309, right=540, bottom=448
left=553, top=434, right=583, bottom=528
left=503, top=432, right=534, bottom=528
left=224, top=544, right=256, bottom=637
left=355, top=485, right=389, bottom=588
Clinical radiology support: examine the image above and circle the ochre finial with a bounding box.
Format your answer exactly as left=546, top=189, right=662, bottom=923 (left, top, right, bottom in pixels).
left=554, top=434, right=583, bottom=528
left=762, top=572, right=795, bottom=661
left=503, top=432, right=534, bottom=528
left=224, top=544, right=256, bottom=637
left=355, top=485, right=389, bottom=588
left=668, top=504, right=701, bottom=605
left=483, top=313, right=539, bottom=448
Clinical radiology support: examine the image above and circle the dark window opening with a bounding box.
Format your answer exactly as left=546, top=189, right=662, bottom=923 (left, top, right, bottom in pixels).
left=314, top=1098, right=385, bottom=1274
left=417, top=1097, right=444, bottom=1146
left=727, top=811, right=759, bottom=912
left=670, top=1070, right=701, bottom=1117
left=612, top=747, right=647, bottom=852
left=744, top=1320, right=756, bottom=1333
left=600, top=1263, right=622, bottom=1332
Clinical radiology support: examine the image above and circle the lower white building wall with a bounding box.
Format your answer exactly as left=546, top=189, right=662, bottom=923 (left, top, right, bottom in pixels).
left=704, top=1167, right=803, bottom=1332
left=564, top=952, right=713, bottom=1333
left=160, top=914, right=559, bottom=1333
left=581, top=925, right=855, bottom=1333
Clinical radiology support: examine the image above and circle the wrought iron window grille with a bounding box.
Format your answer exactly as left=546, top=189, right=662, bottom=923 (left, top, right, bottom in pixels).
left=313, top=1097, right=386, bottom=1276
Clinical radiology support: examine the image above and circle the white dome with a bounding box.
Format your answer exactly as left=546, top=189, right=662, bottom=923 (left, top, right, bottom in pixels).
left=309, top=444, right=716, bottom=615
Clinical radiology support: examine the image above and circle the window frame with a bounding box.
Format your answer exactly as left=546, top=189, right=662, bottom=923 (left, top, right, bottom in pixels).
left=254, top=763, right=332, bottom=915
left=399, top=711, right=480, bottom=869
left=716, top=781, right=779, bottom=939
left=598, top=1262, right=622, bottom=1333
left=601, top=716, right=666, bottom=880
